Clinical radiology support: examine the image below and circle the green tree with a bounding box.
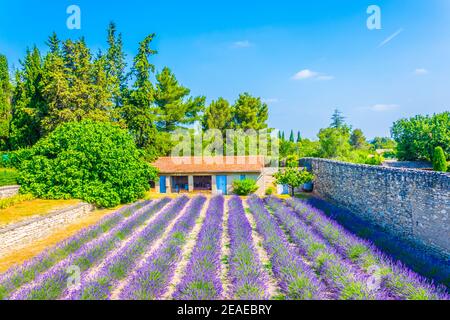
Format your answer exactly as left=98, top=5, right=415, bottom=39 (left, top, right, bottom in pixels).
left=154, top=67, right=205, bottom=132
left=202, top=97, right=232, bottom=132
left=10, top=46, right=45, bottom=149
left=105, top=22, right=127, bottom=109
left=350, top=128, right=367, bottom=149
left=297, top=131, right=301, bottom=143
left=19, top=120, right=157, bottom=208
left=391, top=112, right=450, bottom=161
left=232, top=93, right=268, bottom=130
left=122, top=34, right=168, bottom=160
left=330, top=109, right=345, bottom=129
left=318, top=127, right=351, bottom=159
left=371, top=137, right=396, bottom=150
left=0, top=54, right=11, bottom=150
left=433, top=146, right=447, bottom=172
left=273, top=167, right=314, bottom=196
left=289, top=129, right=295, bottom=142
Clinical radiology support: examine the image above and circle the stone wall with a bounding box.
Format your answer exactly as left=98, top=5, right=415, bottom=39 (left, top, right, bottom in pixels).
left=0, top=203, right=94, bottom=257
left=300, top=158, right=450, bottom=258
left=0, top=185, right=20, bottom=199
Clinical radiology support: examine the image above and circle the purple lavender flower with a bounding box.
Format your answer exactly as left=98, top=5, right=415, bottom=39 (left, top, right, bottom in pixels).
left=72, top=196, right=191, bottom=300
left=246, top=196, right=325, bottom=300
left=173, top=195, right=224, bottom=300
left=9, top=198, right=171, bottom=300
left=227, top=196, right=267, bottom=300
left=120, top=196, right=206, bottom=300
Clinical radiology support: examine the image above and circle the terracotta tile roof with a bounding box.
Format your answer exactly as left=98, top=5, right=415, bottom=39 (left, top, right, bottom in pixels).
left=152, top=156, right=265, bottom=174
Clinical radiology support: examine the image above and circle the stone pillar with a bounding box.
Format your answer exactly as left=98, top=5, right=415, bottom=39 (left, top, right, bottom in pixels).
left=211, top=175, right=217, bottom=194
left=166, top=175, right=172, bottom=193
left=188, top=175, right=194, bottom=192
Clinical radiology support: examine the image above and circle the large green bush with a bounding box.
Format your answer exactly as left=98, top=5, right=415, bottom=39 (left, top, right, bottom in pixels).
left=433, top=146, right=448, bottom=172
left=232, top=178, right=259, bottom=196
left=18, top=120, right=158, bottom=208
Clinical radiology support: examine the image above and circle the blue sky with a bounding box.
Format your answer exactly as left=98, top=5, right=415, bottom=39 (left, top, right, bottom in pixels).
left=1, top=0, right=449, bottom=139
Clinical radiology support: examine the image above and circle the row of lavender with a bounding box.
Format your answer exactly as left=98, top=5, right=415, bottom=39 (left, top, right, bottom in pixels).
left=283, top=197, right=449, bottom=300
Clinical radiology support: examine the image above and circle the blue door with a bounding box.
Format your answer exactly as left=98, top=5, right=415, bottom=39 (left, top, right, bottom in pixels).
left=282, top=184, right=289, bottom=195
left=159, top=176, right=167, bottom=193
left=216, top=175, right=227, bottom=195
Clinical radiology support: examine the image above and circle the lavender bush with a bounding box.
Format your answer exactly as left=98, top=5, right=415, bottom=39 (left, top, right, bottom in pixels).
left=227, top=196, right=267, bottom=300
left=67, top=196, right=190, bottom=300
left=285, top=197, right=449, bottom=300
left=173, top=195, right=224, bottom=300
left=0, top=200, right=156, bottom=300
left=246, top=195, right=324, bottom=300
left=9, top=198, right=171, bottom=300
left=120, top=196, right=206, bottom=300
left=265, top=196, right=386, bottom=300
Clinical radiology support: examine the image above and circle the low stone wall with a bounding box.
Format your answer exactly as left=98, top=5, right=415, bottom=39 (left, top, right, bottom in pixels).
left=0, top=202, right=94, bottom=257
left=0, top=185, right=20, bottom=199
left=300, top=158, right=450, bottom=258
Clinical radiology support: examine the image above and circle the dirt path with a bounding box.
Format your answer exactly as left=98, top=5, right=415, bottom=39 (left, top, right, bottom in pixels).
left=110, top=198, right=193, bottom=300
left=160, top=197, right=210, bottom=300
left=243, top=200, right=281, bottom=299
left=219, top=197, right=232, bottom=299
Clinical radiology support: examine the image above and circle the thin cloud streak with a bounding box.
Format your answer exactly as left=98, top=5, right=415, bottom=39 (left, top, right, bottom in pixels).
left=378, top=28, right=404, bottom=48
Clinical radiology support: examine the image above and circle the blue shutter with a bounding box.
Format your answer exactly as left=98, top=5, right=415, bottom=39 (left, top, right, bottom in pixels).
left=159, top=176, right=167, bottom=193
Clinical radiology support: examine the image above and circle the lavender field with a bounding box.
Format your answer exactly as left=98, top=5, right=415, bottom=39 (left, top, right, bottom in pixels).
left=0, top=195, right=448, bottom=300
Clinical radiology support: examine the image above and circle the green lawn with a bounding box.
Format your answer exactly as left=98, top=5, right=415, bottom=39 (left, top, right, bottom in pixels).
left=0, top=169, right=19, bottom=187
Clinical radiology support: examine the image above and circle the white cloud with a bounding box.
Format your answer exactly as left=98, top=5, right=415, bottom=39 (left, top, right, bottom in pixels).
left=414, top=68, right=428, bottom=75
left=232, top=40, right=252, bottom=48
left=363, top=104, right=400, bottom=112
left=291, top=69, right=333, bottom=81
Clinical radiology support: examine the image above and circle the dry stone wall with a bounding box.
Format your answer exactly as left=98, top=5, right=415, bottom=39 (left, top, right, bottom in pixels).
left=0, top=203, right=94, bottom=257
left=300, top=158, right=450, bottom=258
left=0, top=185, right=20, bottom=199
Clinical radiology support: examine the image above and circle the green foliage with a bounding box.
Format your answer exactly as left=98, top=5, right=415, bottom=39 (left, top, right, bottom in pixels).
left=265, top=186, right=275, bottom=196
left=432, top=146, right=447, bottom=172
left=18, top=120, right=158, bottom=208
left=297, top=139, right=320, bottom=158
left=391, top=112, right=450, bottom=161
left=318, top=127, right=351, bottom=159
left=273, top=168, right=314, bottom=196
left=349, top=129, right=368, bottom=149
left=0, top=168, right=18, bottom=186
left=0, top=193, right=34, bottom=209
left=232, top=178, right=258, bottom=196
left=202, top=97, right=233, bottom=131
left=154, top=67, right=205, bottom=132
left=370, top=137, right=396, bottom=150
left=232, top=93, right=268, bottom=130
left=0, top=54, right=11, bottom=150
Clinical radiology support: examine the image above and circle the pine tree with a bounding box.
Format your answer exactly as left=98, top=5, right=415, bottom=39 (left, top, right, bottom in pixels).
left=330, top=109, right=345, bottom=129
left=232, top=93, right=268, bottom=130
left=10, top=46, right=45, bottom=148
left=289, top=129, right=294, bottom=142
left=154, top=67, right=205, bottom=132
left=202, top=97, right=232, bottom=132
left=106, top=22, right=126, bottom=108
left=122, top=33, right=166, bottom=158
left=297, top=131, right=301, bottom=143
